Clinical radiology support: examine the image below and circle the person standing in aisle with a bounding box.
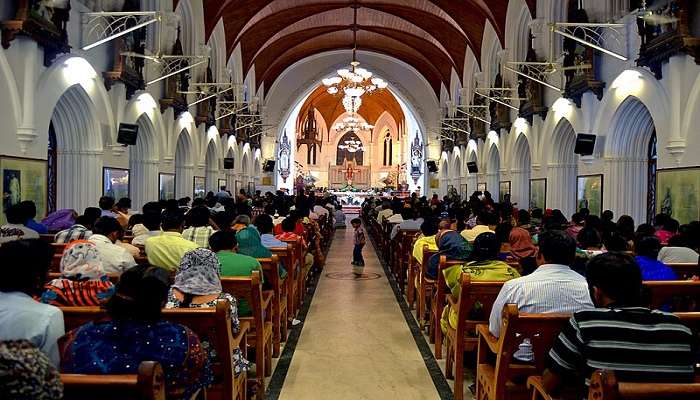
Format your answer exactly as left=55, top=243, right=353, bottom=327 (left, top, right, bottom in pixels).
left=351, top=218, right=366, bottom=275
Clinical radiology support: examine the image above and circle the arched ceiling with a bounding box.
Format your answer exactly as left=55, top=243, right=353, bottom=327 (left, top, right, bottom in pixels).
left=297, top=84, right=405, bottom=132
left=199, top=0, right=536, bottom=97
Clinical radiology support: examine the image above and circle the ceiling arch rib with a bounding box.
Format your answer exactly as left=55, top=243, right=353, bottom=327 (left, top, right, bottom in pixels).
left=256, top=31, right=447, bottom=97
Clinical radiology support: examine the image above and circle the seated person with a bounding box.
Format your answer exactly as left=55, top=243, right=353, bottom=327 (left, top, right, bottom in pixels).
left=254, top=214, right=286, bottom=248
left=494, top=223, right=514, bottom=260
left=412, top=217, right=440, bottom=265
left=232, top=215, right=251, bottom=232
left=387, top=208, right=404, bottom=224
left=377, top=202, right=394, bottom=224
left=19, top=201, right=48, bottom=234
left=273, top=211, right=305, bottom=236
left=427, top=230, right=472, bottom=278
left=89, top=217, right=136, bottom=275
left=566, top=212, right=584, bottom=240
left=131, top=211, right=162, bottom=246
left=489, top=230, right=594, bottom=362
left=0, top=205, right=40, bottom=244
left=54, top=214, right=95, bottom=243
left=182, top=206, right=216, bottom=248
left=441, top=232, right=520, bottom=333
left=543, top=253, right=695, bottom=397
left=658, top=234, right=699, bottom=264
left=0, top=240, right=63, bottom=366
left=60, top=264, right=212, bottom=399
left=634, top=235, right=678, bottom=280
left=165, top=249, right=249, bottom=376
left=131, top=202, right=162, bottom=237
left=276, top=216, right=314, bottom=271
left=334, top=205, right=346, bottom=229
left=573, top=226, right=605, bottom=275
left=237, top=226, right=286, bottom=278
left=390, top=208, right=423, bottom=240
left=0, top=340, right=63, bottom=399
left=145, top=212, right=199, bottom=272
left=460, top=212, right=495, bottom=244
left=41, top=241, right=115, bottom=306
left=113, top=197, right=132, bottom=228
left=98, top=196, right=117, bottom=218
left=655, top=217, right=679, bottom=245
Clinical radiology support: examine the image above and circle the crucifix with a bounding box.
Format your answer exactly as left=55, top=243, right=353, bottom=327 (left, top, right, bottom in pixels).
left=344, top=161, right=361, bottom=187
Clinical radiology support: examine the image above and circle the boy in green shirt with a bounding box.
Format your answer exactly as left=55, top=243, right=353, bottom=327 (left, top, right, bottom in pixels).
left=209, top=231, right=262, bottom=316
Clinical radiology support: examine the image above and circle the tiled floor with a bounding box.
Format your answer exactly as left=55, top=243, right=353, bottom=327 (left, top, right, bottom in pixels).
left=277, top=225, right=440, bottom=399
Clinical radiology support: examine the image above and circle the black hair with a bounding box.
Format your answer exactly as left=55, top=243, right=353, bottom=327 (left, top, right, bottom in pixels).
left=18, top=201, right=37, bottom=219
left=663, top=218, right=680, bottom=233
left=0, top=240, right=54, bottom=295
left=571, top=212, right=584, bottom=225
left=75, top=214, right=95, bottom=228
left=192, top=198, right=205, bottom=207
left=99, top=196, right=115, bottom=211
left=494, top=223, right=513, bottom=244
left=185, top=206, right=210, bottom=228
left=635, top=223, right=656, bottom=237
left=472, top=232, right=501, bottom=262
left=483, top=212, right=500, bottom=226
left=105, top=264, right=171, bottom=322
left=254, top=214, right=274, bottom=234
left=400, top=207, right=413, bottom=220
left=127, top=214, right=143, bottom=229
left=350, top=218, right=362, bottom=225
left=212, top=212, right=234, bottom=232
left=420, top=217, right=439, bottom=237
left=577, top=226, right=602, bottom=249
left=531, top=208, right=543, bottom=219
left=586, top=252, right=642, bottom=307
left=83, top=207, right=102, bottom=224
left=281, top=216, right=297, bottom=233
left=142, top=201, right=162, bottom=215
left=4, top=204, right=25, bottom=224
left=635, top=235, right=661, bottom=259
left=92, top=216, right=123, bottom=237
left=538, top=230, right=577, bottom=265
left=654, top=213, right=670, bottom=227
left=209, top=231, right=237, bottom=253
left=517, top=209, right=530, bottom=225
left=142, top=211, right=162, bottom=231
left=116, top=197, right=131, bottom=209
left=264, top=204, right=276, bottom=216
left=161, top=212, right=184, bottom=231
left=579, top=208, right=590, bottom=217
left=601, top=210, right=614, bottom=222
left=602, top=233, right=629, bottom=252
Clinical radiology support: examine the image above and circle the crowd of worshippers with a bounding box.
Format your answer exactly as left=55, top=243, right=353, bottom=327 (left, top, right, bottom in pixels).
left=0, top=188, right=342, bottom=398
left=364, top=190, right=700, bottom=396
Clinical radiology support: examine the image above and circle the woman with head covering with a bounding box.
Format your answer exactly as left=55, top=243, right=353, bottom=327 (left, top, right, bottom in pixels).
left=40, top=241, right=115, bottom=306
left=166, top=248, right=250, bottom=376
left=0, top=340, right=63, bottom=399
left=440, top=232, right=520, bottom=333
left=60, top=264, right=213, bottom=399
left=426, top=230, right=472, bottom=279
left=237, top=226, right=287, bottom=278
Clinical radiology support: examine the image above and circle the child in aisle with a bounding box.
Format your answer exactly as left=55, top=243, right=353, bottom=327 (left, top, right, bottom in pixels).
left=351, top=218, right=365, bottom=275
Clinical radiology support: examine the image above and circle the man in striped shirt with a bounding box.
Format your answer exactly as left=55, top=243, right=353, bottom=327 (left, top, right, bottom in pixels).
left=543, top=252, right=695, bottom=397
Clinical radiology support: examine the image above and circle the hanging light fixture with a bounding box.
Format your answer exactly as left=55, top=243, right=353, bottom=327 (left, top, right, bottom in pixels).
left=333, top=115, right=374, bottom=134
left=338, top=137, right=365, bottom=153
left=322, top=4, right=387, bottom=98
left=342, top=95, right=362, bottom=114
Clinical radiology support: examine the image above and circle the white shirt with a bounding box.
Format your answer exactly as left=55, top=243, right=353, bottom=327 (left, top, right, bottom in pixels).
left=377, top=209, right=394, bottom=224
left=489, top=264, right=593, bottom=361
left=0, top=291, right=64, bottom=366
left=390, top=218, right=423, bottom=240
left=313, top=205, right=329, bottom=217
left=0, top=224, right=39, bottom=244
left=387, top=213, right=404, bottom=224
left=658, top=247, right=699, bottom=264
left=89, top=234, right=136, bottom=274
left=131, top=230, right=163, bottom=246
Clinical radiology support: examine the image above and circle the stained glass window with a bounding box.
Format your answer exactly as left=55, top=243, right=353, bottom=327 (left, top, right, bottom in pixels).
left=47, top=122, right=57, bottom=214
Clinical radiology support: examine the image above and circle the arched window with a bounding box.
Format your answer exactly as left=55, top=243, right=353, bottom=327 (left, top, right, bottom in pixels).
left=383, top=131, right=393, bottom=166
left=647, top=131, right=657, bottom=223
left=336, top=132, right=364, bottom=165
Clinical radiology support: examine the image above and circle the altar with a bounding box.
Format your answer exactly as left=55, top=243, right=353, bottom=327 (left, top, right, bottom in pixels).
left=329, top=164, right=371, bottom=189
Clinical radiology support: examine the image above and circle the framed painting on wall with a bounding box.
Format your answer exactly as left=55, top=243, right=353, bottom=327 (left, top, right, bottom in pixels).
left=103, top=167, right=129, bottom=200
left=461, top=183, right=468, bottom=198
left=0, top=156, right=47, bottom=225
left=261, top=176, right=273, bottom=186
left=235, top=180, right=243, bottom=195
left=217, top=179, right=227, bottom=192
left=529, top=179, right=547, bottom=211
left=429, top=178, right=440, bottom=189
left=158, top=173, right=175, bottom=201
left=247, top=182, right=255, bottom=195
left=656, top=167, right=700, bottom=224
left=499, top=181, right=511, bottom=203
left=576, top=174, right=603, bottom=216
left=477, top=182, right=487, bottom=192
left=193, top=176, right=206, bottom=199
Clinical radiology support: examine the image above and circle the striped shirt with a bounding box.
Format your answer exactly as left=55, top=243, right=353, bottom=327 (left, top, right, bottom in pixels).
left=547, top=307, right=695, bottom=392
left=54, top=225, right=93, bottom=244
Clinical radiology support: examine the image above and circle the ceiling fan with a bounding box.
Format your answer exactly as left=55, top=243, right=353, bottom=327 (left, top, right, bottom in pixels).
left=631, top=0, right=679, bottom=25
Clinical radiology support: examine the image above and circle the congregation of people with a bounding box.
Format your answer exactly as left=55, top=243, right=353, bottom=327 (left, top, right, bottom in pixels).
left=362, top=189, right=700, bottom=399
left=0, top=187, right=342, bottom=399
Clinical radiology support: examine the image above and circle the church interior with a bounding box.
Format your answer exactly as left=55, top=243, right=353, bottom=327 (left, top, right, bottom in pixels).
left=1, top=0, right=700, bottom=399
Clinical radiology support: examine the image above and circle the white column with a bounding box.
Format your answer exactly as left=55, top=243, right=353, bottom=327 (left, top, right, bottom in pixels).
left=131, top=160, right=159, bottom=211
left=57, top=150, right=103, bottom=213
left=175, top=164, right=194, bottom=199
left=605, top=157, right=648, bottom=224
left=486, top=172, right=499, bottom=199
left=547, top=163, right=576, bottom=218
left=510, top=169, right=530, bottom=208
left=206, top=169, right=219, bottom=193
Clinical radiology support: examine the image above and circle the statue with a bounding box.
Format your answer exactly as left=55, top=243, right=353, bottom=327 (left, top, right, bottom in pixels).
left=661, top=187, right=673, bottom=216
left=344, top=161, right=360, bottom=187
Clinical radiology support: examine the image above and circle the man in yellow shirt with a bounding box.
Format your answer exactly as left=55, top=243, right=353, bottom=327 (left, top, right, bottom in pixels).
left=145, top=212, right=199, bottom=272
left=460, top=212, right=495, bottom=243
left=412, top=218, right=439, bottom=264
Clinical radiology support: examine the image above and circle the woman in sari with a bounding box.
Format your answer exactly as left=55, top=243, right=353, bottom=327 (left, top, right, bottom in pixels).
left=60, top=264, right=212, bottom=399
left=166, top=248, right=250, bottom=376
left=40, top=241, right=115, bottom=306
left=426, top=230, right=472, bottom=279
left=440, top=232, right=520, bottom=333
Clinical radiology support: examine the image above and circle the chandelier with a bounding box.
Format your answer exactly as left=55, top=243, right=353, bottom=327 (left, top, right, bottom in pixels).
left=338, top=138, right=364, bottom=153
left=322, top=5, right=387, bottom=99
left=342, top=95, right=362, bottom=113
left=334, top=116, right=374, bottom=134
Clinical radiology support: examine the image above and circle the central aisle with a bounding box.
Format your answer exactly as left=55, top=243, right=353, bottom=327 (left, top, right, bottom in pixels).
left=277, top=224, right=440, bottom=399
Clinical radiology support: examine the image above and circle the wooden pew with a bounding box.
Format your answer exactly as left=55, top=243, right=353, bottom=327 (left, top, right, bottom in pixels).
left=444, top=274, right=506, bottom=399
left=418, top=246, right=438, bottom=331
left=432, top=256, right=467, bottom=359
left=406, top=236, right=419, bottom=310
left=61, top=301, right=248, bottom=400
left=61, top=361, right=165, bottom=400
left=643, top=280, right=700, bottom=311
left=258, top=255, right=288, bottom=357
left=271, top=244, right=299, bottom=320
left=279, top=238, right=305, bottom=312
left=668, top=263, right=700, bottom=280
left=221, top=272, right=273, bottom=398
left=475, top=304, right=571, bottom=400
left=393, top=229, right=420, bottom=294
left=528, top=370, right=700, bottom=400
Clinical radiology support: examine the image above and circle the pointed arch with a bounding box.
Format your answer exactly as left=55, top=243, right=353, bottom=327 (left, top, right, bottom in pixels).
left=511, top=132, right=532, bottom=207
left=548, top=118, right=577, bottom=217
left=175, top=128, right=195, bottom=198
left=486, top=144, right=501, bottom=200
left=130, top=114, right=159, bottom=209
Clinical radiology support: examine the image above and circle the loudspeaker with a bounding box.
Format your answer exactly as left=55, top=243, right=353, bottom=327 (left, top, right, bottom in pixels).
left=427, top=160, right=438, bottom=173
left=263, top=160, right=276, bottom=172
left=223, top=158, right=234, bottom=169
left=467, top=161, right=478, bottom=173
left=574, top=133, right=597, bottom=156
left=116, top=123, right=139, bottom=146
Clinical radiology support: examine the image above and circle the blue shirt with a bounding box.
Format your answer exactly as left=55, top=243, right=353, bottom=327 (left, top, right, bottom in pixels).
left=26, top=219, right=48, bottom=234
left=260, top=233, right=286, bottom=248
left=635, top=256, right=678, bottom=281
left=0, top=291, right=64, bottom=366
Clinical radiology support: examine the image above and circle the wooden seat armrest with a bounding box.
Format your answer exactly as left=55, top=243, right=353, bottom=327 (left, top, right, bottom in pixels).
left=262, top=291, right=273, bottom=311
left=447, top=294, right=458, bottom=308
left=476, top=324, right=499, bottom=354
left=527, top=376, right=554, bottom=400
left=232, top=321, right=250, bottom=348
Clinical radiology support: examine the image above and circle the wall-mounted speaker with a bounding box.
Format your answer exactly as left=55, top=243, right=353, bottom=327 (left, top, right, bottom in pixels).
left=263, top=160, right=276, bottom=172
left=223, top=158, right=234, bottom=169
left=116, top=123, right=139, bottom=146
left=467, top=161, right=478, bottom=173
left=574, top=133, right=597, bottom=156
left=427, top=160, right=438, bottom=173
